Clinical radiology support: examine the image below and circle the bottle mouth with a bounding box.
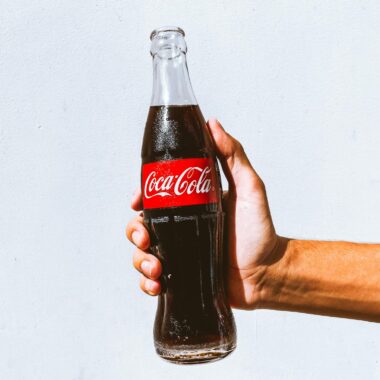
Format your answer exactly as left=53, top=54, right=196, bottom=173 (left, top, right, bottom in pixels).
left=150, top=26, right=187, bottom=58
left=150, top=26, right=185, bottom=40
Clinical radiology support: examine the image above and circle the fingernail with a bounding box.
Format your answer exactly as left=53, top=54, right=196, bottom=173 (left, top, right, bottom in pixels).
left=146, top=280, right=156, bottom=294
left=131, top=231, right=142, bottom=245
left=141, top=261, right=152, bottom=277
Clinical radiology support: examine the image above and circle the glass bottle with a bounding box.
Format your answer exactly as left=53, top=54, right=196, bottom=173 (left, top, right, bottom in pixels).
left=141, top=26, right=237, bottom=364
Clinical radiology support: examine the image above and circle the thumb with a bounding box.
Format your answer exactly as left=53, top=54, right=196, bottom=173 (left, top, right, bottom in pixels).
left=206, top=118, right=263, bottom=196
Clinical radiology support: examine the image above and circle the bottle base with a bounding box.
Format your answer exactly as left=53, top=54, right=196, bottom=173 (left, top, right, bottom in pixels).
left=155, top=342, right=236, bottom=365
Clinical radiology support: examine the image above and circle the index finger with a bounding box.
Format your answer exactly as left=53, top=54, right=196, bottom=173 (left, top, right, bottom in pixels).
left=131, top=188, right=143, bottom=211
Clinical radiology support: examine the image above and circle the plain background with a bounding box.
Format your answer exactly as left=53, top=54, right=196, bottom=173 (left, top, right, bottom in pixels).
left=1, top=1, right=380, bottom=379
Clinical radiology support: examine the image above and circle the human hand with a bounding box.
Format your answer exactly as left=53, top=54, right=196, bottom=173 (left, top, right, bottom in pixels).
left=126, top=118, right=280, bottom=309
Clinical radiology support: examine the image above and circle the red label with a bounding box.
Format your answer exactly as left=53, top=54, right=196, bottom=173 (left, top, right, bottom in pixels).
left=142, top=158, right=218, bottom=209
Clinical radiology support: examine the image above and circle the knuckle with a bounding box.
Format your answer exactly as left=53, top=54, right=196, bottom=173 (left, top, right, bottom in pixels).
left=257, top=177, right=265, bottom=191
left=126, top=219, right=138, bottom=240
left=231, top=136, right=244, bottom=153
left=125, top=222, right=133, bottom=239
left=126, top=214, right=144, bottom=233
left=126, top=220, right=150, bottom=248
left=139, top=276, right=147, bottom=292
left=132, top=249, right=143, bottom=270
left=235, top=140, right=244, bottom=152
left=249, top=176, right=265, bottom=193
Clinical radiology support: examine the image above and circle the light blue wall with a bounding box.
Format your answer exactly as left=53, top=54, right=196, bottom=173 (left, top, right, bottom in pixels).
left=1, top=1, right=380, bottom=379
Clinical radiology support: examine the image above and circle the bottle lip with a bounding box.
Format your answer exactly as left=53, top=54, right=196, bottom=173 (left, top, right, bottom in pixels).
left=150, top=26, right=185, bottom=40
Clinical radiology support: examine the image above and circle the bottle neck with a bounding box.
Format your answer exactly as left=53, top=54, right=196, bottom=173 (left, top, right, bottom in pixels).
left=150, top=29, right=197, bottom=106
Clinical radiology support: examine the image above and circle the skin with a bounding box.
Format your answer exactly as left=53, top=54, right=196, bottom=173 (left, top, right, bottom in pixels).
left=126, top=118, right=380, bottom=322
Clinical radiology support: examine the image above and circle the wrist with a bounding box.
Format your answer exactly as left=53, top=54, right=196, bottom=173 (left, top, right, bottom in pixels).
left=257, top=236, right=292, bottom=309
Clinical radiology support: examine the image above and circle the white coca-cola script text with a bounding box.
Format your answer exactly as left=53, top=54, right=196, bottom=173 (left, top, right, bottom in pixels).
left=144, top=166, right=212, bottom=199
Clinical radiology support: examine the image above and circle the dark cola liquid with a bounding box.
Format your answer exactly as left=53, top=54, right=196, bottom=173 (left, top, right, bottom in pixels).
left=141, top=105, right=236, bottom=364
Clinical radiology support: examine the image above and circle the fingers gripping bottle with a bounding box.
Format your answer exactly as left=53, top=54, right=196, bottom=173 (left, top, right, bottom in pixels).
left=141, top=27, right=236, bottom=364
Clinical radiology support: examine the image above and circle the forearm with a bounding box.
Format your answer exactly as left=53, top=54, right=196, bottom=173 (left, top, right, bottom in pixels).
left=260, top=237, right=380, bottom=322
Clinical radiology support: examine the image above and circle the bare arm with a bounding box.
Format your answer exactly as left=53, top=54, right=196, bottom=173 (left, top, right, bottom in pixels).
left=259, top=238, right=380, bottom=322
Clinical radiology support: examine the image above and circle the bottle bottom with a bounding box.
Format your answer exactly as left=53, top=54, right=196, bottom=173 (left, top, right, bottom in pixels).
left=155, top=341, right=236, bottom=365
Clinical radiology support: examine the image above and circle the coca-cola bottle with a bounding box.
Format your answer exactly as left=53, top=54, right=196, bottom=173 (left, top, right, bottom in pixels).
left=141, top=26, right=236, bottom=364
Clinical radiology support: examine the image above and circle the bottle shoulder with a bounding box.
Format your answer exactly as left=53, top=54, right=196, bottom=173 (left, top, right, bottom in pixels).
left=141, top=105, right=214, bottom=161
